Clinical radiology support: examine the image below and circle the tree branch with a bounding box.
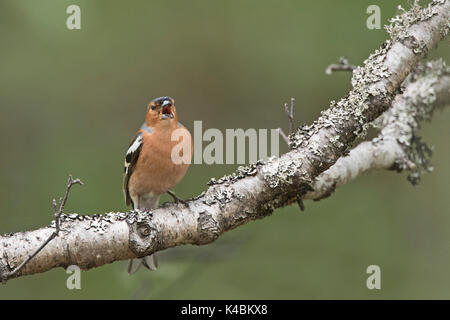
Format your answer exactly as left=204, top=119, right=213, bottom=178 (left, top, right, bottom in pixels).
left=306, top=59, right=450, bottom=201
left=0, top=0, right=448, bottom=282
left=325, top=56, right=357, bottom=75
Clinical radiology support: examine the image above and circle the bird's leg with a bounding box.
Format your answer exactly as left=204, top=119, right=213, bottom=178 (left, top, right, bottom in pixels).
left=167, top=190, right=189, bottom=207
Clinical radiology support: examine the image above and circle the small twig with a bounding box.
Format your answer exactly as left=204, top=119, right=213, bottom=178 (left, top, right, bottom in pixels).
left=278, top=97, right=296, bottom=146
left=55, top=175, right=83, bottom=234
left=1, top=175, right=83, bottom=283
left=277, top=98, right=308, bottom=212
left=287, top=97, right=295, bottom=135
left=297, top=196, right=305, bottom=211
left=325, top=56, right=357, bottom=75
left=277, top=128, right=290, bottom=145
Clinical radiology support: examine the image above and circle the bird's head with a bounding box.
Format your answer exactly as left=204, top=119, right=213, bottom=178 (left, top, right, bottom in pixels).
left=146, top=96, right=178, bottom=127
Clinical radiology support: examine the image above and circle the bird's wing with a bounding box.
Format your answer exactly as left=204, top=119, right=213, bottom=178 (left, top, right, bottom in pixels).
left=123, top=132, right=143, bottom=207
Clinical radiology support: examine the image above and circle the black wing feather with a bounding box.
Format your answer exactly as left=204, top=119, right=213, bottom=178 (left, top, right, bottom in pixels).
left=123, top=133, right=143, bottom=207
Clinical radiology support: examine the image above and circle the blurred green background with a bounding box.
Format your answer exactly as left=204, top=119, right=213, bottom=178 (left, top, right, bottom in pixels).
left=0, top=0, right=449, bottom=299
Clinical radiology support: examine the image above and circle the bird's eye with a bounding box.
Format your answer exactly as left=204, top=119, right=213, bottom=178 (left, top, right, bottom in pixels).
left=151, top=105, right=157, bottom=110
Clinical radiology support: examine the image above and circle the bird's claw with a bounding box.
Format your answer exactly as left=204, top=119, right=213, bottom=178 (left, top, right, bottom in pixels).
left=167, top=190, right=189, bottom=207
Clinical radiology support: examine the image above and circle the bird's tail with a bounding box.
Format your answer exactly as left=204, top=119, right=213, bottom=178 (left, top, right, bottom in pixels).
left=127, top=254, right=158, bottom=274
left=127, top=194, right=160, bottom=275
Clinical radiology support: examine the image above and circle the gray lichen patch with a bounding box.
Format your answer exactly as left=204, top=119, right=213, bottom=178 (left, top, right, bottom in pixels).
left=125, top=209, right=153, bottom=225
left=401, top=60, right=448, bottom=184
left=47, top=211, right=141, bottom=235
left=385, top=0, right=443, bottom=45
left=375, top=59, right=449, bottom=184
left=203, top=186, right=245, bottom=208
left=387, top=0, right=450, bottom=56
left=407, top=135, right=434, bottom=184
left=261, top=156, right=303, bottom=189
left=207, top=160, right=264, bottom=186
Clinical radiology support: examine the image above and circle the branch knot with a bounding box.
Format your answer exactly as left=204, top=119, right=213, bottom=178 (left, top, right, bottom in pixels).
left=126, top=210, right=158, bottom=257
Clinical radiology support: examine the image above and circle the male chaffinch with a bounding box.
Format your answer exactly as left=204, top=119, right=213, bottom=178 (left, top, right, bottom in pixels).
left=123, top=96, right=192, bottom=274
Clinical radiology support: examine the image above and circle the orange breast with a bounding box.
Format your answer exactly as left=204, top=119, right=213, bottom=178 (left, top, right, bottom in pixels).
left=128, top=125, right=192, bottom=197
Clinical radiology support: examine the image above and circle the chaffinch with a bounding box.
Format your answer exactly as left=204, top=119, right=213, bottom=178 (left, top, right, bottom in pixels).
left=123, top=96, right=192, bottom=274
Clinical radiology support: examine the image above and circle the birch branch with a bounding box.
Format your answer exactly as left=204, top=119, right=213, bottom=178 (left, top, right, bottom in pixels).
left=307, top=59, right=450, bottom=200
left=0, top=0, right=449, bottom=282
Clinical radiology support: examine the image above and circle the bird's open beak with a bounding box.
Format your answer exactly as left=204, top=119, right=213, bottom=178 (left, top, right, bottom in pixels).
left=161, top=100, right=171, bottom=108
left=160, top=101, right=174, bottom=119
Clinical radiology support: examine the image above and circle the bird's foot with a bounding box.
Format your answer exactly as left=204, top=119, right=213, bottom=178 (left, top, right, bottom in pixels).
left=167, top=190, right=189, bottom=207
